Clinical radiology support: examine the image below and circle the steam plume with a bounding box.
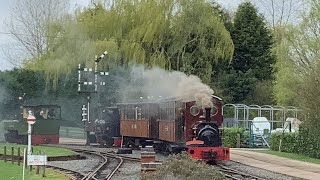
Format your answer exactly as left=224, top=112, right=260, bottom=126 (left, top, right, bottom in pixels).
left=120, top=65, right=214, bottom=108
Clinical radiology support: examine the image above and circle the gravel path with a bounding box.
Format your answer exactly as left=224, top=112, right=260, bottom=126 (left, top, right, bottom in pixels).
left=221, top=160, right=303, bottom=180
left=231, top=149, right=320, bottom=180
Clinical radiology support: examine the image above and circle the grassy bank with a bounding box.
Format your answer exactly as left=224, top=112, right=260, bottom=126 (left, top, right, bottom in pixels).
left=0, top=160, right=68, bottom=180
left=0, top=143, right=76, bottom=157
left=252, top=149, right=320, bottom=164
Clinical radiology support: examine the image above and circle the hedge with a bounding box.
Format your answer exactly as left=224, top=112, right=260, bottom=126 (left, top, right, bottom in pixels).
left=269, top=125, right=320, bottom=159
left=223, top=128, right=248, bottom=148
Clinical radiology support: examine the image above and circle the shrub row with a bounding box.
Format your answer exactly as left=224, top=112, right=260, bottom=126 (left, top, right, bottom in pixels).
left=222, top=127, right=248, bottom=148
left=269, top=125, right=320, bottom=159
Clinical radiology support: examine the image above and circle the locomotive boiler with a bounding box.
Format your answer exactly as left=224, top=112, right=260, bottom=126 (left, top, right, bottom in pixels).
left=93, top=95, right=229, bottom=162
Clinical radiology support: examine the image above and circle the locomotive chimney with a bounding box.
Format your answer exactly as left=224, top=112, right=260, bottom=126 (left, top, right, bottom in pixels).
left=205, top=108, right=211, bottom=122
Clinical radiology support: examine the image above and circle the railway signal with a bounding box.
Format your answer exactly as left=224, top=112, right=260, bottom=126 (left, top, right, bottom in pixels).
left=77, top=51, right=109, bottom=145
left=81, top=105, right=88, bottom=122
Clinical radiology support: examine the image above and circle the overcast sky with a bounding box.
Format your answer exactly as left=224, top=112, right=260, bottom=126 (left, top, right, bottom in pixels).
left=0, top=0, right=265, bottom=71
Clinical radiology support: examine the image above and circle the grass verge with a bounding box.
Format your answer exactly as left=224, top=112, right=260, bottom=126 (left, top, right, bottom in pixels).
left=0, top=143, right=77, bottom=157
left=251, top=149, right=320, bottom=164
left=0, top=160, right=68, bottom=180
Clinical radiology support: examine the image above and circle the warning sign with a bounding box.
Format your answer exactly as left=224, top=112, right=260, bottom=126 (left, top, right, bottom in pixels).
left=27, top=155, right=47, bottom=165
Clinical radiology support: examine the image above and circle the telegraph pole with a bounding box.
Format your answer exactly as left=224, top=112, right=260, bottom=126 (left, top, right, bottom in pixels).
left=78, top=51, right=108, bottom=145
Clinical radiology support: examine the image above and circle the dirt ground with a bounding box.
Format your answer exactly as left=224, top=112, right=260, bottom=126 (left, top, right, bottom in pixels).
left=231, top=148, right=320, bottom=180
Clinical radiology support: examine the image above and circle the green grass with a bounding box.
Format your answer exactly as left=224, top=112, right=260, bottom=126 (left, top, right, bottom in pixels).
left=0, top=143, right=77, bottom=157
left=0, top=160, right=68, bottom=180
left=251, top=149, right=320, bottom=164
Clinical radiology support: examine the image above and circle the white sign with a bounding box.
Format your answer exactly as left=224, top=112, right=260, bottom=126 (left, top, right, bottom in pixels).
left=27, top=155, right=47, bottom=165
left=27, top=115, right=36, bottom=124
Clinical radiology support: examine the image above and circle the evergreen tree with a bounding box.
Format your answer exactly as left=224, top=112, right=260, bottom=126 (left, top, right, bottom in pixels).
left=232, top=2, right=275, bottom=81
left=217, top=2, right=275, bottom=103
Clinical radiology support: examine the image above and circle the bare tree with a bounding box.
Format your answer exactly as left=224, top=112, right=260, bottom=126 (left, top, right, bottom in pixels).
left=252, top=0, right=306, bottom=28
left=4, top=0, right=69, bottom=65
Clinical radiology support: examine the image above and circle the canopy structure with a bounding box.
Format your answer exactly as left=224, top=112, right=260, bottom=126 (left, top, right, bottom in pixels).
left=222, top=104, right=302, bottom=130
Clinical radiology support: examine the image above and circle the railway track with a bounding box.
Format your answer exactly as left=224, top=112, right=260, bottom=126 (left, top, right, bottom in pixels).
left=53, top=144, right=264, bottom=180
left=217, top=163, right=267, bottom=180
left=48, top=165, right=86, bottom=180
left=73, top=149, right=140, bottom=180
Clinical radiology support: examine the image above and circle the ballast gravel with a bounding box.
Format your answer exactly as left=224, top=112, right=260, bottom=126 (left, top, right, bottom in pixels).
left=48, top=144, right=304, bottom=180
left=48, top=153, right=100, bottom=173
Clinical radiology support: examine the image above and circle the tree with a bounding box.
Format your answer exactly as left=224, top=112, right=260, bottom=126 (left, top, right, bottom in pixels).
left=4, top=0, right=69, bottom=66
left=218, top=2, right=275, bottom=103
left=274, top=0, right=320, bottom=113
left=76, top=0, right=234, bottom=84
left=232, top=2, right=275, bottom=81
left=252, top=0, right=305, bottom=29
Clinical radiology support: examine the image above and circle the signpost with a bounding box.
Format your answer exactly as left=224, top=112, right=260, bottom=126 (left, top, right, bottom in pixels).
left=27, top=155, right=47, bottom=166
left=27, top=111, right=36, bottom=155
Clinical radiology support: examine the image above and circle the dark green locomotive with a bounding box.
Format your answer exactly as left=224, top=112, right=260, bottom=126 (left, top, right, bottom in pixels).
left=3, top=105, right=61, bottom=145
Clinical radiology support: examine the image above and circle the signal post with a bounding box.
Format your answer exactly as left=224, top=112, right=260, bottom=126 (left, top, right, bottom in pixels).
left=27, top=111, right=36, bottom=155
left=77, top=51, right=108, bottom=145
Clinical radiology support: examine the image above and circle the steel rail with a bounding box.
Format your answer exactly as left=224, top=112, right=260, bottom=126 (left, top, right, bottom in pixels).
left=79, top=150, right=108, bottom=180
left=217, top=163, right=267, bottom=180
left=105, top=155, right=124, bottom=180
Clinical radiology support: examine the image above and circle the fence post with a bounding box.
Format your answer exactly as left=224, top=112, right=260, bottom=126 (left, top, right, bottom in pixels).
left=29, top=147, right=33, bottom=172
left=4, top=146, right=6, bottom=162
left=11, top=147, right=14, bottom=164
left=42, top=150, right=46, bottom=177
left=36, top=151, right=40, bottom=174
left=24, top=148, right=27, bottom=169
left=236, top=133, right=241, bottom=148
left=18, top=147, right=21, bottom=166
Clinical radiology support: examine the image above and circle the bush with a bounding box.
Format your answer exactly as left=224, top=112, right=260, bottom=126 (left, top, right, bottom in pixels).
left=269, top=124, right=320, bottom=159
left=269, top=132, right=299, bottom=153
left=141, top=153, right=225, bottom=180
left=223, top=127, right=248, bottom=147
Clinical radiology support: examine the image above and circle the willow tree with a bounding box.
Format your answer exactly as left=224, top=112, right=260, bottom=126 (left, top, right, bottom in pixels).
left=22, top=0, right=233, bottom=86
left=76, top=0, right=234, bottom=84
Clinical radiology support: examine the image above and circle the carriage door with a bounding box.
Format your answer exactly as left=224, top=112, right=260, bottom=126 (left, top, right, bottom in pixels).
left=149, top=104, right=159, bottom=139
left=175, top=101, right=185, bottom=142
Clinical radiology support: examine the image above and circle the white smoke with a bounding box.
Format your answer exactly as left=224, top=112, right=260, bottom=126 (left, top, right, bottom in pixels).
left=120, top=65, right=214, bottom=108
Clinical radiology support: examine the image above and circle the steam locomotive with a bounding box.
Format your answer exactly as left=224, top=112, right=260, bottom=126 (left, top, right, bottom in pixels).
left=93, top=95, right=229, bottom=162
left=3, top=105, right=61, bottom=145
